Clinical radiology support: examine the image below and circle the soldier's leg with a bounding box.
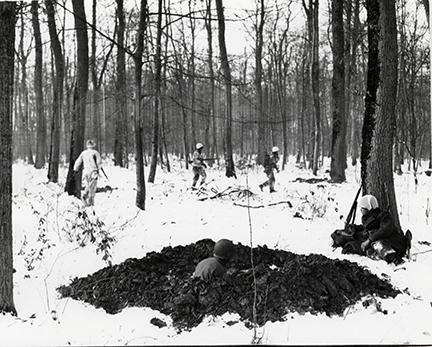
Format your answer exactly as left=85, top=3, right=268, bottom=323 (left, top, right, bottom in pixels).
left=192, top=167, right=199, bottom=187
left=269, top=172, right=276, bottom=192
left=82, top=173, right=91, bottom=205
left=200, top=168, right=207, bottom=186
left=87, top=174, right=98, bottom=206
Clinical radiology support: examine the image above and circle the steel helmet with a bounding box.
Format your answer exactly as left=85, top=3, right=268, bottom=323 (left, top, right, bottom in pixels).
left=213, top=239, right=235, bottom=260
left=86, top=139, right=96, bottom=148
left=272, top=146, right=279, bottom=153
left=196, top=143, right=204, bottom=150
left=358, top=195, right=379, bottom=211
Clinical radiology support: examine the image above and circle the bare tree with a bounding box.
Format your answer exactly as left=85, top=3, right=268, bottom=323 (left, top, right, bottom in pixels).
left=215, top=0, right=236, bottom=178
left=148, top=0, right=163, bottom=183
left=329, top=0, right=346, bottom=182
left=311, top=0, right=321, bottom=175
left=46, top=0, right=64, bottom=183
left=114, top=0, right=126, bottom=167
left=65, top=0, right=89, bottom=198
left=0, top=1, right=17, bottom=315
left=362, top=0, right=400, bottom=229
left=18, top=8, right=34, bottom=165
left=32, top=1, right=46, bottom=169
left=255, top=0, right=266, bottom=164
left=133, top=0, right=148, bottom=209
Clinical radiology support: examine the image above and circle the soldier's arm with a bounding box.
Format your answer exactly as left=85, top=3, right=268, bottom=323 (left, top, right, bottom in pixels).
left=73, top=153, right=83, bottom=172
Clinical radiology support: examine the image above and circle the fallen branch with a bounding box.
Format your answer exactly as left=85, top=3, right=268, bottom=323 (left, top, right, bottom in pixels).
left=233, top=200, right=293, bottom=209
left=198, top=186, right=232, bottom=201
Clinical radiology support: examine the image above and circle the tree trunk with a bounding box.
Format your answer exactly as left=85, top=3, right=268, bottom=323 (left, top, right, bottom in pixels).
left=215, top=0, right=236, bottom=178
left=148, top=0, right=163, bottom=183
left=311, top=0, right=321, bottom=175
left=0, top=1, right=17, bottom=315
left=19, top=8, right=34, bottom=165
left=65, top=0, right=89, bottom=198
left=46, top=0, right=64, bottom=183
left=205, top=0, right=218, bottom=161
left=114, top=0, right=126, bottom=167
left=330, top=0, right=346, bottom=182
left=32, top=1, right=46, bottom=169
left=362, top=0, right=400, bottom=229
left=256, top=0, right=266, bottom=164
left=133, top=0, right=147, bottom=209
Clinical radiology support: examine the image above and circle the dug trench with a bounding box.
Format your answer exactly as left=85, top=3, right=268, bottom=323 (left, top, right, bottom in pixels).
left=58, top=239, right=399, bottom=330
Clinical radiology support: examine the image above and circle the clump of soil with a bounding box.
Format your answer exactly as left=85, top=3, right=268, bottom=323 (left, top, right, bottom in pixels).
left=58, top=239, right=399, bottom=330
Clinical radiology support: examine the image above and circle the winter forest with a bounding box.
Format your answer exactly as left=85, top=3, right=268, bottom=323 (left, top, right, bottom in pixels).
left=0, top=0, right=431, bottom=345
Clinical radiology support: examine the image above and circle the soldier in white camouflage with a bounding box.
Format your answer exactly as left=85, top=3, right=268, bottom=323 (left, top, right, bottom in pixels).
left=191, top=143, right=207, bottom=189
left=259, top=146, right=280, bottom=193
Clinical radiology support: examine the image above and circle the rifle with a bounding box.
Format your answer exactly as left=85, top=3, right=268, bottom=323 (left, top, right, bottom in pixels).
left=100, top=167, right=110, bottom=182
left=344, top=184, right=362, bottom=229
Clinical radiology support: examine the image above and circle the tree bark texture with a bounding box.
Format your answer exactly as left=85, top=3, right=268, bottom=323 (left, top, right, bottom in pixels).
left=330, top=0, right=346, bottom=182
left=46, top=0, right=64, bottom=183
left=362, top=0, right=400, bottom=229
left=148, top=0, right=163, bottom=183
left=0, top=1, right=17, bottom=315
left=32, top=1, right=46, bottom=169
left=133, top=0, right=147, bottom=209
left=311, top=0, right=321, bottom=175
left=114, top=0, right=126, bottom=167
left=65, top=0, right=89, bottom=198
left=215, top=0, right=236, bottom=178
left=256, top=0, right=266, bottom=165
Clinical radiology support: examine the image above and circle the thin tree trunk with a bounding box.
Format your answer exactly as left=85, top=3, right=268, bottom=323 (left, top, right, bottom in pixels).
left=133, top=0, right=147, bottom=209
left=148, top=0, right=163, bottom=183
left=311, top=0, right=321, bottom=175
left=0, top=1, right=17, bottom=315
left=215, top=0, right=236, bottom=178
left=256, top=0, right=266, bottom=164
left=114, top=0, right=126, bottom=167
left=46, top=0, right=64, bottom=183
left=32, top=1, right=46, bottom=169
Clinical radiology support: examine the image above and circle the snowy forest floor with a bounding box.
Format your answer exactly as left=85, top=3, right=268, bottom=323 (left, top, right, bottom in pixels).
left=2, top=157, right=432, bottom=345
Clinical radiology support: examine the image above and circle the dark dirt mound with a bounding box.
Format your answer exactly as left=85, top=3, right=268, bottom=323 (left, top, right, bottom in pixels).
left=58, top=239, right=399, bottom=330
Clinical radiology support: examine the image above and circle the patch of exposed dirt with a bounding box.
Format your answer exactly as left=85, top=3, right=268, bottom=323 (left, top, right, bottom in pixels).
left=58, top=239, right=399, bottom=330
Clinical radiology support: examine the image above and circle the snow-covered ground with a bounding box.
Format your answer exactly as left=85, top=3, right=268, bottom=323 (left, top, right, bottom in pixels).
left=2, top=157, right=432, bottom=345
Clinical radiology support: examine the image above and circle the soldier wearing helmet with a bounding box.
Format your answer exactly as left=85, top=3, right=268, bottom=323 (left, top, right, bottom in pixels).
left=193, top=239, right=235, bottom=280
left=191, top=142, right=207, bottom=189
left=259, top=146, right=280, bottom=193
left=73, top=139, right=102, bottom=206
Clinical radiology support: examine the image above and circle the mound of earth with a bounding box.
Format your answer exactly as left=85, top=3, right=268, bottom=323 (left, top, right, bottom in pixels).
left=58, top=239, right=399, bottom=330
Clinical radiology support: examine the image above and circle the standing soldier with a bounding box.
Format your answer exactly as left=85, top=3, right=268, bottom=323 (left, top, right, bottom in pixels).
left=191, top=142, right=207, bottom=189
left=259, top=146, right=280, bottom=193
left=73, top=139, right=102, bottom=206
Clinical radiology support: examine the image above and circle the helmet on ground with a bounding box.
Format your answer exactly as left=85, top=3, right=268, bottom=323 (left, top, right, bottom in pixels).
left=213, top=239, right=235, bottom=260
left=86, top=139, right=96, bottom=148
left=358, top=194, right=379, bottom=211
left=196, top=143, right=204, bottom=150
left=272, top=146, right=279, bottom=153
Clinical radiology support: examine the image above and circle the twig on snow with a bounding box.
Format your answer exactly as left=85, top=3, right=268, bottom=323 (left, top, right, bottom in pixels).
left=233, top=200, right=293, bottom=209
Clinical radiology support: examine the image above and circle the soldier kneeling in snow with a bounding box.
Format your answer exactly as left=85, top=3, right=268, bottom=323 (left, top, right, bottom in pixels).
left=332, top=195, right=409, bottom=265
left=193, top=239, right=235, bottom=280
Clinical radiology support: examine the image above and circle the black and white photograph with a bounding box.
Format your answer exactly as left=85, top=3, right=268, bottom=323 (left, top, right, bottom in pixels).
left=0, top=0, right=430, bottom=344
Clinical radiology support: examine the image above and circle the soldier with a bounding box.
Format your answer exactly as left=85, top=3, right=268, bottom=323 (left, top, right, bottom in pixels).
left=73, top=139, right=102, bottom=206
left=191, top=142, right=207, bottom=189
left=193, top=239, right=235, bottom=280
left=357, top=195, right=407, bottom=265
left=259, top=146, right=280, bottom=193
